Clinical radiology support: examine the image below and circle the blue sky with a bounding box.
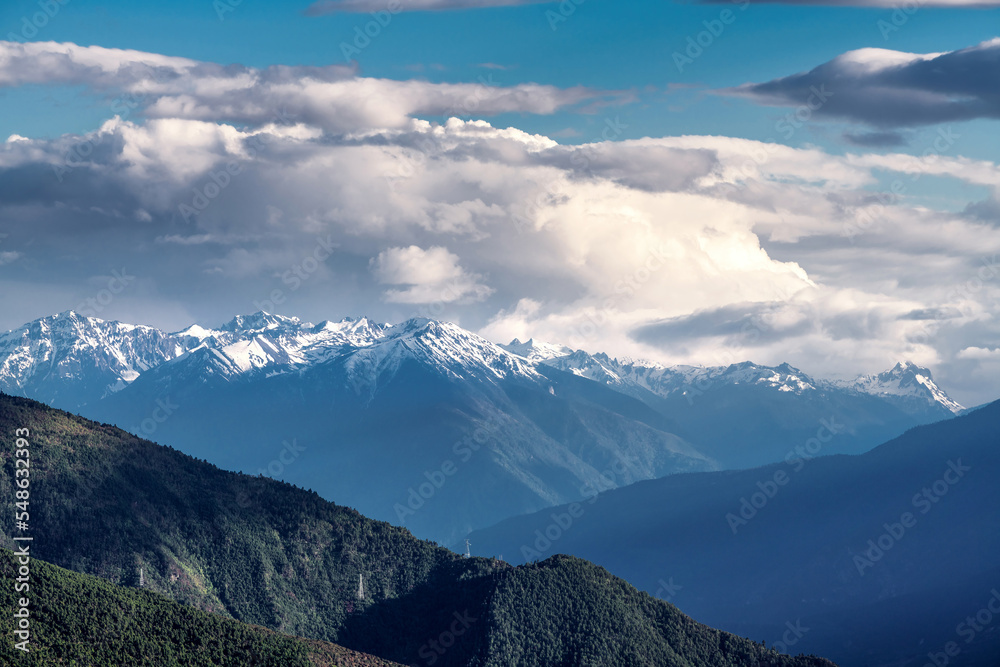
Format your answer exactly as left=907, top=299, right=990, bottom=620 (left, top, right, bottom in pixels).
left=1, top=0, right=999, bottom=405
left=3, top=0, right=999, bottom=155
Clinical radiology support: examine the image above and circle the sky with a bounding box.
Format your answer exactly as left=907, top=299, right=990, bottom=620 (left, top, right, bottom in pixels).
left=0, top=0, right=999, bottom=405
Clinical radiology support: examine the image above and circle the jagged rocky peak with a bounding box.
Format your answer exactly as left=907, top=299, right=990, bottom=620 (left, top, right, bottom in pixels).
left=219, top=311, right=303, bottom=332
left=0, top=310, right=967, bottom=417
left=501, top=337, right=573, bottom=362
left=844, top=360, right=964, bottom=414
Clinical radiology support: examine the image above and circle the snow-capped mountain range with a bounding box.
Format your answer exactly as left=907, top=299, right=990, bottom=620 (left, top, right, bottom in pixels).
left=836, top=360, right=965, bottom=415
left=0, top=310, right=968, bottom=544
left=500, top=338, right=964, bottom=416
left=0, top=310, right=963, bottom=417
left=0, top=311, right=540, bottom=408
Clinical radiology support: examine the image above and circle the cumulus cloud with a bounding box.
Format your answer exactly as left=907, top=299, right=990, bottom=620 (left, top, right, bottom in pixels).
left=957, top=346, right=1000, bottom=360
left=728, top=39, right=1000, bottom=129
left=6, top=114, right=1000, bottom=381
left=3, top=40, right=1000, bottom=404
left=305, top=0, right=553, bottom=14
left=371, top=246, right=493, bottom=304
left=0, top=41, right=623, bottom=135
left=0, top=40, right=200, bottom=89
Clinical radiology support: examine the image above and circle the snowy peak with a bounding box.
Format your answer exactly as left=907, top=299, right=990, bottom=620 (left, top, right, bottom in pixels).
left=341, top=318, right=540, bottom=390
left=528, top=348, right=820, bottom=399
left=506, top=340, right=962, bottom=414
left=843, top=361, right=964, bottom=415
left=0, top=311, right=188, bottom=404
left=317, top=316, right=384, bottom=338
left=710, top=361, right=818, bottom=393
left=502, top=338, right=573, bottom=363
left=1, top=311, right=966, bottom=419
left=219, top=311, right=303, bottom=333
left=0, top=311, right=542, bottom=407
left=547, top=350, right=632, bottom=386
left=160, top=314, right=392, bottom=380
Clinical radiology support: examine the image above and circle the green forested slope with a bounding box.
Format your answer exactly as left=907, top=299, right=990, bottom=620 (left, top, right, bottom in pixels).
left=0, top=393, right=835, bottom=666
left=482, top=555, right=829, bottom=667
left=0, top=548, right=403, bottom=666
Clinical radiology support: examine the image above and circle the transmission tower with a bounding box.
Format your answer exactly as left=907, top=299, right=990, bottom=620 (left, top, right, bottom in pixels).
left=357, top=573, right=365, bottom=600
left=464, top=539, right=471, bottom=558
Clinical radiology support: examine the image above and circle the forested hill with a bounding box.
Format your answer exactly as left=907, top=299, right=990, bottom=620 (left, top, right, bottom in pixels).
left=0, top=548, right=404, bottom=666
left=0, top=392, right=836, bottom=666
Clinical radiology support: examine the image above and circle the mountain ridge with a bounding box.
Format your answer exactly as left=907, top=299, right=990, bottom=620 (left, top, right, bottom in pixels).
left=499, top=338, right=964, bottom=416
left=0, top=310, right=965, bottom=418
left=0, top=310, right=967, bottom=543
left=0, top=391, right=837, bottom=667
left=468, top=399, right=1000, bottom=667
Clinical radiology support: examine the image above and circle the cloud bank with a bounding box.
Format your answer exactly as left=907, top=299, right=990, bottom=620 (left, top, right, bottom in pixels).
left=0, top=41, right=624, bottom=135
left=1, top=41, right=999, bottom=405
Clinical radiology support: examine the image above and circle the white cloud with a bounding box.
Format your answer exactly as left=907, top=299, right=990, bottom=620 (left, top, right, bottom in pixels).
left=3, top=40, right=1000, bottom=404
left=957, top=346, right=1000, bottom=360
left=305, top=0, right=553, bottom=14
left=0, top=41, right=623, bottom=136
left=371, top=246, right=493, bottom=304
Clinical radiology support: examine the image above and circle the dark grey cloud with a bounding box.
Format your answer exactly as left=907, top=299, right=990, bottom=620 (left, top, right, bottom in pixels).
left=727, top=39, right=1000, bottom=129
left=631, top=302, right=815, bottom=349
left=963, top=196, right=1000, bottom=223
left=899, top=307, right=962, bottom=321
left=422, top=130, right=721, bottom=194
left=533, top=142, right=720, bottom=193
left=842, top=130, right=908, bottom=148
